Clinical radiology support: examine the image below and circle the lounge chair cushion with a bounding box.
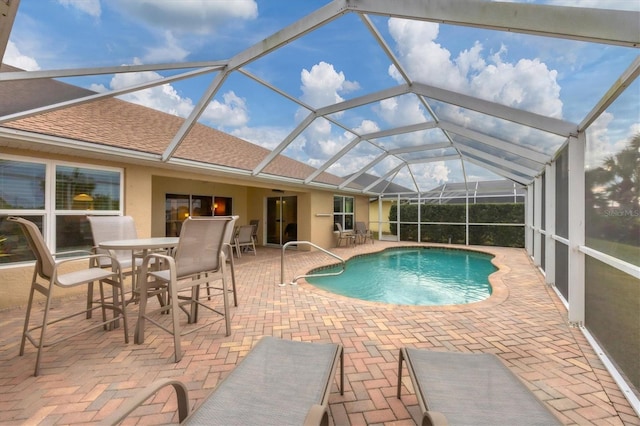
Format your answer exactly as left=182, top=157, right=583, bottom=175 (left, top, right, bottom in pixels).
left=185, top=336, right=342, bottom=425
left=400, top=348, right=561, bottom=425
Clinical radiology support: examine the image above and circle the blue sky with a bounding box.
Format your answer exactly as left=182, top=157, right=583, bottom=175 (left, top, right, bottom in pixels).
left=4, top=0, right=639, bottom=191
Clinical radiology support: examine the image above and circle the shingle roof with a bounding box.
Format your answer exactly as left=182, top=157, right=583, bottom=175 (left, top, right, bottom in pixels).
left=0, top=64, right=349, bottom=188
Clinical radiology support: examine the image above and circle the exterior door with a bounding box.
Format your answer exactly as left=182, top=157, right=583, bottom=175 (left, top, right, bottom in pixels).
left=266, top=196, right=297, bottom=245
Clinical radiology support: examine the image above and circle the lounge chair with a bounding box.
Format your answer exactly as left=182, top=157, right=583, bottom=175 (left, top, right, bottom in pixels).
left=101, top=336, right=344, bottom=425
left=397, top=348, right=562, bottom=426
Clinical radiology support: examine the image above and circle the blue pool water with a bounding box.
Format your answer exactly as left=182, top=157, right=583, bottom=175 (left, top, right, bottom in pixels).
left=307, top=248, right=496, bottom=306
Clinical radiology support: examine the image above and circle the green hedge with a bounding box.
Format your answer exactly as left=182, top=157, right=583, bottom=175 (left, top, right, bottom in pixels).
left=390, top=203, right=524, bottom=247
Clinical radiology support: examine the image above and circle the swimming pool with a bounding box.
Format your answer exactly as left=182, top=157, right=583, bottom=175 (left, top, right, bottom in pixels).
left=306, top=247, right=496, bottom=306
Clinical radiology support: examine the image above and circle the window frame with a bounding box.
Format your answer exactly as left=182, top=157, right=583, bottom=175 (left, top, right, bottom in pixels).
left=0, top=154, right=124, bottom=265
left=333, top=195, right=355, bottom=231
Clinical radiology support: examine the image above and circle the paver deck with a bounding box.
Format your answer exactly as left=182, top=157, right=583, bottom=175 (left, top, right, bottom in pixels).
left=0, top=242, right=638, bottom=425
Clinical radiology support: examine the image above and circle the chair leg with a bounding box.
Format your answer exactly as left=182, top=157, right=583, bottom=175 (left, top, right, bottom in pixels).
left=190, top=284, right=200, bottom=324
left=134, top=286, right=148, bottom=345
left=102, top=275, right=129, bottom=342
left=86, top=281, right=94, bottom=319
left=170, top=283, right=183, bottom=363
left=229, top=256, right=237, bottom=307
left=221, top=265, right=231, bottom=336
left=34, top=279, right=56, bottom=376
left=116, top=275, right=129, bottom=344
left=98, top=281, right=110, bottom=330
left=20, top=272, right=38, bottom=357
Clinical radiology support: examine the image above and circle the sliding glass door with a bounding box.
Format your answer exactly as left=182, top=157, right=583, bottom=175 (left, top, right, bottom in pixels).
left=266, top=196, right=297, bottom=246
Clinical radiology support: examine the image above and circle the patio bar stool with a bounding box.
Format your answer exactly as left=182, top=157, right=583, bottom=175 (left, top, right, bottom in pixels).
left=8, top=216, right=129, bottom=376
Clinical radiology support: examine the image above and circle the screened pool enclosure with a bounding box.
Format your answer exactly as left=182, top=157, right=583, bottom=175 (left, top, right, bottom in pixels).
left=0, top=0, right=638, bottom=412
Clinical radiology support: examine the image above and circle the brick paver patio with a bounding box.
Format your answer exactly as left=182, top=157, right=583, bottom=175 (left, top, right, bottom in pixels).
left=0, top=242, right=638, bottom=425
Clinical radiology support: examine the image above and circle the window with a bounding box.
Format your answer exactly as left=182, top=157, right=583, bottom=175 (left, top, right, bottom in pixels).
left=334, top=195, right=354, bottom=231
left=165, top=194, right=233, bottom=237
left=213, top=196, right=233, bottom=216
left=0, top=156, right=123, bottom=265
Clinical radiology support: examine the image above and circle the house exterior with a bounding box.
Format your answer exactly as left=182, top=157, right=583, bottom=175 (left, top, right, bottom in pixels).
left=0, top=64, right=371, bottom=309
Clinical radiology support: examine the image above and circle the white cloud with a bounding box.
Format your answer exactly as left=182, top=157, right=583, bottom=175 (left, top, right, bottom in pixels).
left=388, top=19, right=467, bottom=92
left=302, top=118, right=346, bottom=159
left=142, top=31, right=189, bottom=63
left=110, top=0, right=258, bottom=34
left=411, top=162, right=451, bottom=187
left=388, top=18, right=563, bottom=119
left=204, top=91, right=249, bottom=128
left=57, top=0, right=101, bottom=18
left=300, top=61, right=359, bottom=108
left=2, top=41, right=40, bottom=70
left=230, top=125, right=289, bottom=150
left=96, top=63, right=248, bottom=128
left=470, top=53, right=562, bottom=118
left=353, top=120, right=380, bottom=136
left=291, top=61, right=365, bottom=166
left=374, top=95, right=428, bottom=128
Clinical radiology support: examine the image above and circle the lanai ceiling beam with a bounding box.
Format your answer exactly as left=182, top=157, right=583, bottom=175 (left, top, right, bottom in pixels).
left=0, top=0, right=19, bottom=64
left=228, top=0, right=349, bottom=71
left=236, top=68, right=316, bottom=112
left=407, top=154, right=460, bottom=165
left=252, top=112, right=317, bottom=175
left=388, top=142, right=451, bottom=156
left=239, top=68, right=359, bottom=141
left=463, top=156, right=530, bottom=186
left=439, top=121, right=550, bottom=165
left=359, top=13, right=411, bottom=84
left=0, top=61, right=227, bottom=81
left=162, top=70, right=229, bottom=161
left=406, top=165, right=421, bottom=193
left=0, top=66, right=221, bottom=123
left=338, top=152, right=389, bottom=189
left=163, top=0, right=348, bottom=166
left=361, top=121, right=438, bottom=140
left=363, top=163, right=405, bottom=192
left=304, top=124, right=446, bottom=184
left=315, top=84, right=411, bottom=117
left=347, top=0, right=640, bottom=48
left=412, top=82, right=578, bottom=137
left=455, top=143, right=538, bottom=179
left=304, top=136, right=363, bottom=184
left=580, top=56, right=640, bottom=131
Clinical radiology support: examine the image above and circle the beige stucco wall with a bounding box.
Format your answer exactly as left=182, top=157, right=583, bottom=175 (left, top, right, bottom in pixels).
left=310, top=191, right=336, bottom=248
left=1, top=148, right=370, bottom=309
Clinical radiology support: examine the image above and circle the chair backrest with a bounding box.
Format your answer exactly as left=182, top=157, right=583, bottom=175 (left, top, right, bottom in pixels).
left=8, top=216, right=55, bottom=279
left=249, top=219, right=259, bottom=239
left=335, top=222, right=346, bottom=235
left=173, top=217, right=232, bottom=278
left=355, top=222, right=366, bottom=234
left=236, top=225, right=254, bottom=243
left=87, top=215, right=138, bottom=266
left=221, top=215, right=239, bottom=258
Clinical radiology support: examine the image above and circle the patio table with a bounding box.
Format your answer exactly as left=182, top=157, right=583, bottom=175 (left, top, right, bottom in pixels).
left=99, top=237, right=179, bottom=304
